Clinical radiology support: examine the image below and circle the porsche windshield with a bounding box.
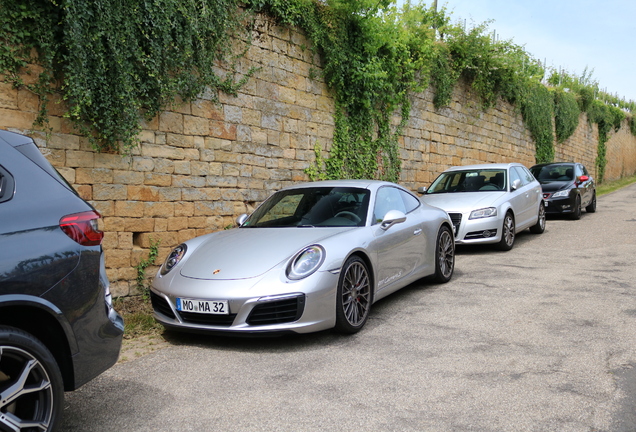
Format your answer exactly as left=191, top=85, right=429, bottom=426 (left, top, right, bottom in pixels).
left=242, top=187, right=370, bottom=228
left=427, top=169, right=507, bottom=193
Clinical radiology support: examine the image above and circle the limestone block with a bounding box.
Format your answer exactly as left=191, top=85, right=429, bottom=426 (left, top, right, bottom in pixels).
left=174, top=160, right=191, bottom=175
left=112, top=170, right=143, bottom=185
left=123, top=217, right=155, bottom=232
left=115, top=201, right=145, bottom=217
left=166, top=133, right=195, bottom=148
left=75, top=167, right=113, bottom=184
left=158, top=187, right=182, bottom=201
left=93, top=184, right=127, bottom=201
left=94, top=153, right=133, bottom=170
left=143, top=172, right=172, bottom=187
left=206, top=175, right=239, bottom=187
left=141, top=144, right=185, bottom=160
left=159, top=111, right=184, bottom=134
left=127, top=185, right=160, bottom=201
left=105, top=249, right=132, bottom=268
left=210, top=120, right=237, bottom=140
left=175, top=202, right=195, bottom=217
left=143, top=202, right=175, bottom=217
left=137, top=232, right=178, bottom=248
left=171, top=175, right=206, bottom=188
left=91, top=200, right=115, bottom=217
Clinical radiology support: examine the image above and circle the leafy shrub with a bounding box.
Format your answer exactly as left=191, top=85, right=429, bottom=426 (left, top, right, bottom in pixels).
left=552, top=88, right=580, bottom=143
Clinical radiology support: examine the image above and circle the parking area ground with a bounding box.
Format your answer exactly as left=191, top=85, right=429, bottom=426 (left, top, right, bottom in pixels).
left=62, top=183, right=636, bottom=431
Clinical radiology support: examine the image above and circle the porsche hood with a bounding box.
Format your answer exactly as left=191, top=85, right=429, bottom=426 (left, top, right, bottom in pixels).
left=179, top=227, right=353, bottom=280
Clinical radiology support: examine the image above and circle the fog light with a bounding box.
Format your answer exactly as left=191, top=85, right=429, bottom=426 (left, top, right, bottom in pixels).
left=483, top=230, right=492, bottom=238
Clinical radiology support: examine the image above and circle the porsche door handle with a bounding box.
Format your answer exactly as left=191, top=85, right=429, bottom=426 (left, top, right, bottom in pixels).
left=413, top=229, right=422, bottom=236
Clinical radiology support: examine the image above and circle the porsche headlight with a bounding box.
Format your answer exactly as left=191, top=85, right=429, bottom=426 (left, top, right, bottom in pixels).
left=160, top=244, right=187, bottom=276
left=551, top=189, right=571, bottom=198
left=469, top=207, right=497, bottom=219
left=287, top=245, right=325, bottom=280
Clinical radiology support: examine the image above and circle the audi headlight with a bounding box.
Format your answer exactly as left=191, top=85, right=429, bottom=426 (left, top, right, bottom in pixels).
left=469, top=207, right=497, bottom=219
left=160, top=244, right=187, bottom=276
left=551, top=189, right=571, bottom=198
left=287, top=245, right=325, bottom=280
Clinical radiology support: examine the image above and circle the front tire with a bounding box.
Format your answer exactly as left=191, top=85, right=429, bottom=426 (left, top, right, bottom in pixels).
left=0, top=326, right=63, bottom=432
left=530, top=202, right=546, bottom=234
left=433, top=226, right=454, bottom=283
left=334, top=256, right=372, bottom=334
left=496, top=212, right=515, bottom=251
left=586, top=192, right=597, bottom=213
left=570, top=195, right=582, bottom=220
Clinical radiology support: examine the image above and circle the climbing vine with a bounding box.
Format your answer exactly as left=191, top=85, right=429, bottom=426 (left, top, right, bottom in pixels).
left=552, top=88, right=580, bottom=143
left=0, top=0, right=253, bottom=152
left=247, top=0, right=439, bottom=181
left=2, top=0, right=633, bottom=178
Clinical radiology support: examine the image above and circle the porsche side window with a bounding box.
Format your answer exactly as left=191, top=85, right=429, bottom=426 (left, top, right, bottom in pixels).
left=399, top=190, right=420, bottom=214
left=373, top=187, right=406, bottom=223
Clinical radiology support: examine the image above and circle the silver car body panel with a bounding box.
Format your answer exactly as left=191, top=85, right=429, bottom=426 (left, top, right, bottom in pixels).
left=151, top=180, right=454, bottom=334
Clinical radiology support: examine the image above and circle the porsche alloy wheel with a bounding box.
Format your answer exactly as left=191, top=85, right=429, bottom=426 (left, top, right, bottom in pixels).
left=433, top=226, right=454, bottom=283
left=497, top=212, right=515, bottom=251
left=0, top=326, right=63, bottom=432
left=335, top=256, right=371, bottom=334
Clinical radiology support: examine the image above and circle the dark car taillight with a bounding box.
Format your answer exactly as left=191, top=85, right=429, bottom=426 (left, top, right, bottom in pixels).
left=60, top=211, right=104, bottom=246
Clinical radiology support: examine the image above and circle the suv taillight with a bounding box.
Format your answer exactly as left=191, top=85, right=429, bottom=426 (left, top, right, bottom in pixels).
left=60, top=211, right=104, bottom=246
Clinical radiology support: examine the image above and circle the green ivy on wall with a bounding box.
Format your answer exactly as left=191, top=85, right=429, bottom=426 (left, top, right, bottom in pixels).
left=247, top=0, right=441, bottom=182
left=1, top=0, right=633, bottom=180
left=0, top=0, right=253, bottom=152
left=552, top=88, right=580, bottom=143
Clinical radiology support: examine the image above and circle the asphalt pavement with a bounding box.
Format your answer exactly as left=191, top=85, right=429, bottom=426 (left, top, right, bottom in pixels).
left=62, top=183, right=636, bottom=431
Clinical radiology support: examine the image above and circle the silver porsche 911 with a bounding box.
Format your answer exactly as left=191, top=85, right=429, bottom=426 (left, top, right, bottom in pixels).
left=150, top=180, right=455, bottom=335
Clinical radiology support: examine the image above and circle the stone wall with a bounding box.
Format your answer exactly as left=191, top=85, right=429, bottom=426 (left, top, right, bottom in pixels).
left=1, top=14, right=635, bottom=296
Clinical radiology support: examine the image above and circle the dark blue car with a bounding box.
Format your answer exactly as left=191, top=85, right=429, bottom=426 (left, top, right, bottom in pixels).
left=0, top=130, right=124, bottom=431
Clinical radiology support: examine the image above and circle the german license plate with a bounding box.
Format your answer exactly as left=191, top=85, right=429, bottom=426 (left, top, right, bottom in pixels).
left=176, top=298, right=229, bottom=315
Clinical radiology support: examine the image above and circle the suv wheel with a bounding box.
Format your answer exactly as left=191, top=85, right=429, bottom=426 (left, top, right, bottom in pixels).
left=0, top=326, right=63, bottom=432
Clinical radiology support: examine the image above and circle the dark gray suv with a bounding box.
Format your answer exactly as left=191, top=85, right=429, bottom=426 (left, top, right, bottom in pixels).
left=0, top=130, right=124, bottom=431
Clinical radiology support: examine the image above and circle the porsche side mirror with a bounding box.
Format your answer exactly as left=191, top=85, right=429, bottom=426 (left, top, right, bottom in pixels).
left=511, top=179, right=521, bottom=191
left=380, top=210, right=406, bottom=231
left=236, top=214, right=248, bottom=226
left=417, top=186, right=427, bottom=194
